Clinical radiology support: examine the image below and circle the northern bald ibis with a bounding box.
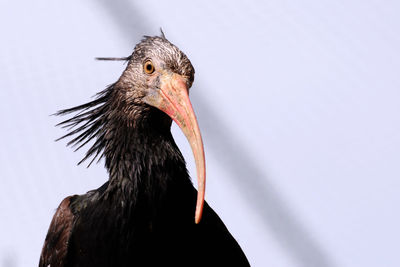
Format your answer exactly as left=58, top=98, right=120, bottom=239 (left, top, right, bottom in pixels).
left=39, top=34, right=249, bottom=266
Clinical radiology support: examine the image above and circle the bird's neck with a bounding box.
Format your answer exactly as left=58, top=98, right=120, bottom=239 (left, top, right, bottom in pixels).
left=103, top=113, right=190, bottom=205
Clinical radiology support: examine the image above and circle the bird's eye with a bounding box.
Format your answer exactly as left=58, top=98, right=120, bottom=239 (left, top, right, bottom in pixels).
left=144, top=60, right=155, bottom=74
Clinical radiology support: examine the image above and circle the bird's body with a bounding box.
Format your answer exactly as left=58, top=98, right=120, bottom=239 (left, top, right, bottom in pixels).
left=39, top=35, right=249, bottom=266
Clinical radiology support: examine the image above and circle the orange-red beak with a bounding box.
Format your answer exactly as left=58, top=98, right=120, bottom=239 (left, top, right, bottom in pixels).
left=143, top=72, right=205, bottom=224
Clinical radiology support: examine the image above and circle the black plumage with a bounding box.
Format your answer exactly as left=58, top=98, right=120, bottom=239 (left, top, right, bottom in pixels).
left=39, top=35, right=249, bottom=266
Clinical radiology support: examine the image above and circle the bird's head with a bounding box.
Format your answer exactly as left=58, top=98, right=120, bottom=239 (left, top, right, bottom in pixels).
left=114, top=36, right=195, bottom=127
left=124, top=35, right=194, bottom=95
left=57, top=35, right=205, bottom=223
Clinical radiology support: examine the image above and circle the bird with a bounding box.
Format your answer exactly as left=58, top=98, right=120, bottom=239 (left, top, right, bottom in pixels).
left=39, top=33, right=250, bottom=266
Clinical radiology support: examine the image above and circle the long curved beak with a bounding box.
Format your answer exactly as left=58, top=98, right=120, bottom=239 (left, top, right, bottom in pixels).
left=143, top=73, right=206, bottom=224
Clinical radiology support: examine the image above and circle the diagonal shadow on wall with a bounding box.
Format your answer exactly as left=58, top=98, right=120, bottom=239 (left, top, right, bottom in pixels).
left=94, top=1, right=336, bottom=266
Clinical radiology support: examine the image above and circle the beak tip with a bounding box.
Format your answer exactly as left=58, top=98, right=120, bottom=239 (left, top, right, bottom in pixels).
left=194, top=193, right=204, bottom=224
left=195, top=210, right=202, bottom=224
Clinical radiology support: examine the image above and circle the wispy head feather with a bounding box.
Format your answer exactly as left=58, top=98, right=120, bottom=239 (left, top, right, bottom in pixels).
left=55, top=84, right=115, bottom=167
left=95, top=56, right=132, bottom=62
left=159, top=27, right=166, bottom=39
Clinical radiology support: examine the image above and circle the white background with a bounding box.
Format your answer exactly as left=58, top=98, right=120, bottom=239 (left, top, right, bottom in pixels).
left=1, top=1, right=399, bottom=266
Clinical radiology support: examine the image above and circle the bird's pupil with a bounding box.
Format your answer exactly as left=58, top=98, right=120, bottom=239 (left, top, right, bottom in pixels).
left=146, top=64, right=152, bottom=71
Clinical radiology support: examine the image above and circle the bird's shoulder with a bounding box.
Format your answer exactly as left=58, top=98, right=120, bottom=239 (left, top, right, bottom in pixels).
left=39, top=195, right=77, bottom=267
left=39, top=182, right=111, bottom=267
